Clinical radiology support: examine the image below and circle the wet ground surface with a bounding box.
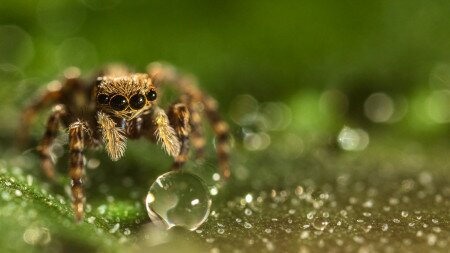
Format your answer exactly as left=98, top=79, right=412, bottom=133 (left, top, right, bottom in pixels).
left=1, top=137, right=450, bottom=253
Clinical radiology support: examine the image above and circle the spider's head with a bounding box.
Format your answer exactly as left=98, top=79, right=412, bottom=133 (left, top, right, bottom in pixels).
left=96, top=73, right=158, bottom=120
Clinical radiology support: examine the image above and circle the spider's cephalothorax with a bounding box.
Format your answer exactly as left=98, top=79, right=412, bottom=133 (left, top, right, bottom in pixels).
left=18, top=63, right=231, bottom=221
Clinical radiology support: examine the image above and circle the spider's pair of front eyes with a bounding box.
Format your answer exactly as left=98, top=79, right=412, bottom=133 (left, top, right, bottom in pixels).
left=97, top=90, right=157, bottom=111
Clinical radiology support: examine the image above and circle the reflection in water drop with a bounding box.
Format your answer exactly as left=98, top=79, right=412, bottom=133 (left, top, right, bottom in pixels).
left=146, top=171, right=211, bottom=231
left=337, top=126, right=369, bottom=151
left=0, top=25, right=34, bottom=67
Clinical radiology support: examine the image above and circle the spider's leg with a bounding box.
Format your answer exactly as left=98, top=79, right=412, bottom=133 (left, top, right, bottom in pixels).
left=202, top=95, right=231, bottom=179
left=148, top=63, right=206, bottom=158
left=37, top=104, right=66, bottom=179
left=18, top=83, right=62, bottom=147
left=68, top=120, right=88, bottom=221
left=147, top=62, right=231, bottom=179
left=18, top=68, right=84, bottom=147
left=188, top=100, right=206, bottom=160
left=167, top=103, right=191, bottom=170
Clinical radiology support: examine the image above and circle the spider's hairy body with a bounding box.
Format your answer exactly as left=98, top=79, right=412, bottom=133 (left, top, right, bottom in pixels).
left=19, top=63, right=231, bottom=221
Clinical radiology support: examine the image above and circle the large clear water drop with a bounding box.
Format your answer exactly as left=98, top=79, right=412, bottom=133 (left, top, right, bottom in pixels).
left=146, top=171, right=211, bottom=231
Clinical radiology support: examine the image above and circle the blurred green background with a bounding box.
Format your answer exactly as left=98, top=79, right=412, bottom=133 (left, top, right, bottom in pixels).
left=0, top=0, right=450, bottom=136
left=2, top=1, right=450, bottom=252
left=1, top=0, right=450, bottom=140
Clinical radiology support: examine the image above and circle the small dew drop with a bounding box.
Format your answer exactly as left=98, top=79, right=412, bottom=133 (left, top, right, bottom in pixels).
left=244, top=222, right=252, bottom=229
left=245, top=193, right=253, bottom=203
left=109, top=223, right=120, bottom=234
left=312, top=218, right=329, bottom=231
left=97, top=205, right=107, bottom=215
left=23, top=227, right=51, bottom=246
left=15, top=190, right=22, bottom=197
left=87, top=216, right=96, bottom=224
left=381, top=224, right=389, bottom=231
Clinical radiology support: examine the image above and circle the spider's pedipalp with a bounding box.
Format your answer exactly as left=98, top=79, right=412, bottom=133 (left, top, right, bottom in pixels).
left=97, top=112, right=127, bottom=161
left=153, top=106, right=181, bottom=157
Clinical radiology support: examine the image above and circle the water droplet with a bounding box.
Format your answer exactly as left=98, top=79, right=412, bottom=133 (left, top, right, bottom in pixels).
left=146, top=171, right=211, bottom=231
left=109, top=223, right=120, bottom=234
left=337, top=126, right=369, bottom=151
left=97, top=205, right=107, bottom=215
left=209, top=187, right=218, bottom=196
left=401, top=211, right=409, bottom=218
left=87, top=216, right=96, bottom=224
left=243, top=222, right=252, bottom=229
left=381, top=224, right=389, bottom=231
left=217, top=228, right=225, bottom=234
left=15, top=190, right=22, bottom=197
left=312, top=217, right=329, bottom=231
left=23, top=227, right=51, bottom=246
left=245, top=193, right=253, bottom=203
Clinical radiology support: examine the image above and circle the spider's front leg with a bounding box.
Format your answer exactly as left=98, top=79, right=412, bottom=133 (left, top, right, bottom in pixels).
left=68, top=120, right=90, bottom=221
left=37, top=104, right=66, bottom=179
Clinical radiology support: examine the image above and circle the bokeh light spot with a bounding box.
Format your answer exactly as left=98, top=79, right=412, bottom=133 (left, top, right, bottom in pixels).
left=0, top=25, right=34, bottom=68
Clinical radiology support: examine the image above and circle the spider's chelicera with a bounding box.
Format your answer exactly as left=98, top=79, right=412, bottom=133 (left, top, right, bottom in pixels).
left=19, top=62, right=231, bottom=221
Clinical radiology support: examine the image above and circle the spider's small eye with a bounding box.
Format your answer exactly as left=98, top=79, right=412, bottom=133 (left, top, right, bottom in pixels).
left=146, top=90, right=157, bottom=101
left=97, top=94, right=110, bottom=104
left=129, top=94, right=146, bottom=109
left=110, top=95, right=128, bottom=111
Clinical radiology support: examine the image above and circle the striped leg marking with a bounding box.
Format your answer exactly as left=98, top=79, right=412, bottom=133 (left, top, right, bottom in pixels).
left=203, top=96, right=231, bottom=179
left=68, top=121, right=88, bottom=221
left=167, top=103, right=191, bottom=170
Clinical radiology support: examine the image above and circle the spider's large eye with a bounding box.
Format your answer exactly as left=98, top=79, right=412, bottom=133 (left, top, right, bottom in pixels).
left=129, top=94, right=146, bottom=109
left=97, top=94, right=109, bottom=104
left=110, top=95, right=128, bottom=111
left=146, top=90, right=157, bottom=101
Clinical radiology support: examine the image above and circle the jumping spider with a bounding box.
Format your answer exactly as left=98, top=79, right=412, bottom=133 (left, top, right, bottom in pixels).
left=19, top=62, right=231, bottom=221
